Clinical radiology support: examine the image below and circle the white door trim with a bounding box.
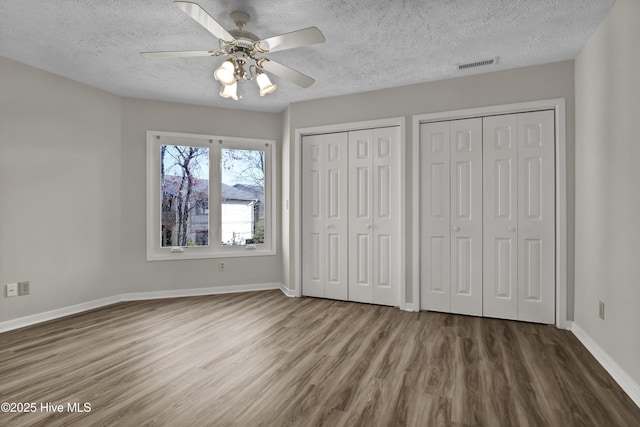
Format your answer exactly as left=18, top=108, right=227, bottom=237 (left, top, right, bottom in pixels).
left=294, top=117, right=407, bottom=308
left=412, top=99, right=569, bottom=329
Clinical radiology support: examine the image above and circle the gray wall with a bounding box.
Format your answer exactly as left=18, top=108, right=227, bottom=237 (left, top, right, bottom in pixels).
left=0, top=56, right=122, bottom=322
left=575, top=0, right=640, bottom=385
left=119, top=98, right=283, bottom=294
left=0, top=57, right=283, bottom=324
left=284, top=61, right=576, bottom=318
left=281, top=105, right=292, bottom=291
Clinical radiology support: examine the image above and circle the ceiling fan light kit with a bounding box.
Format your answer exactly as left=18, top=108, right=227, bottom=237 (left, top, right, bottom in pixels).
left=140, top=1, right=325, bottom=101
left=257, top=71, right=277, bottom=96
left=213, top=59, right=236, bottom=85
left=219, top=80, right=239, bottom=100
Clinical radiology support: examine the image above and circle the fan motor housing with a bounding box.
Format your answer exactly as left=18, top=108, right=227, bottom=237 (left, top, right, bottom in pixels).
left=229, top=30, right=259, bottom=49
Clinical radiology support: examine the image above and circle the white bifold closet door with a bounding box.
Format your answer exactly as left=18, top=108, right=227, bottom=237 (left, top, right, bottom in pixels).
left=301, top=133, right=349, bottom=300
left=348, top=128, right=400, bottom=306
left=483, top=111, right=555, bottom=324
left=420, top=118, right=483, bottom=316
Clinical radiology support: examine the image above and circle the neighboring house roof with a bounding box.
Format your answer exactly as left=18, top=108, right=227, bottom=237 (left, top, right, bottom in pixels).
left=162, top=175, right=263, bottom=203
left=222, top=183, right=264, bottom=203
left=162, top=175, right=208, bottom=198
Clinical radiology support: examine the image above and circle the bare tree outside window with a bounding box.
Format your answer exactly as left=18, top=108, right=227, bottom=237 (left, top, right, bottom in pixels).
left=161, top=145, right=209, bottom=247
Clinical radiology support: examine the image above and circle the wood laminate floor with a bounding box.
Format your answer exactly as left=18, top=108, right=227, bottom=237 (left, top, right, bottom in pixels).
left=1, top=290, right=638, bottom=426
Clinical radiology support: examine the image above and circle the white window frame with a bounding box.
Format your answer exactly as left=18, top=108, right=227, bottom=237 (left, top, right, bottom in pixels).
left=146, top=130, right=276, bottom=261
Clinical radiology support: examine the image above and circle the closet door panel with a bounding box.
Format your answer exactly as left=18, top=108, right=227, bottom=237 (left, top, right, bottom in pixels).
left=420, top=122, right=451, bottom=312
left=349, top=129, right=374, bottom=303
left=483, top=115, right=518, bottom=320
left=517, top=111, right=555, bottom=324
left=302, top=135, right=325, bottom=297
left=324, top=133, right=349, bottom=300
left=419, top=111, right=555, bottom=322
left=372, top=127, right=400, bottom=306
left=450, top=118, right=483, bottom=316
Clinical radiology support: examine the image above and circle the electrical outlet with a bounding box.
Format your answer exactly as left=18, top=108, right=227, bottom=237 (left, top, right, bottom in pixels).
left=219, top=261, right=226, bottom=271
left=599, top=301, right=605, bottom=320
left=18, top=281, right=30, bottom=296
left=5, top=283, right=18, bottom=298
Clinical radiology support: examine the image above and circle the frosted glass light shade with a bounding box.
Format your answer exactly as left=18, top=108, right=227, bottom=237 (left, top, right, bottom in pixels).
left=219, top=81, right=238, bottom=100
left=214, top=60, right=236, bottom=85
left=257, top=72, right=277, bottom=96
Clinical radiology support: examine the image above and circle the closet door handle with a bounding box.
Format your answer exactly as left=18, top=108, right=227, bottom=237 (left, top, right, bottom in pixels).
left=367, top=225, right=373, bottom=230
left=327, top=224, right=335, bottom=229
left=508, top=227, right=516, bottom=233
left=452, top=226, right=460, bottom=232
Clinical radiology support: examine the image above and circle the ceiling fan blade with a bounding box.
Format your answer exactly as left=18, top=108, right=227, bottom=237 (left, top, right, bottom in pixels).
left=260, top=59, right=315, bottom=88
left=174, top=1, right=235, bottom=42
left=140, top=50, right=225, bottom=58
left=256, top=27, right=325, bottom=53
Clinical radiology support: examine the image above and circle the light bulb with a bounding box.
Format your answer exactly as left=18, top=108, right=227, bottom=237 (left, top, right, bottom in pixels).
left=214, top=60, right=236, bottom=85
left=257, top=72, right=277, bottom=96
left=219, top=81, right=238, bottom=100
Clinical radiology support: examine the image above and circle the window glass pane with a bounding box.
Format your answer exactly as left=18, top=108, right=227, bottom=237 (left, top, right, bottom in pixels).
left=221, top=149, right=265, bottom=246
left=161, top=145, right=209, bottom=247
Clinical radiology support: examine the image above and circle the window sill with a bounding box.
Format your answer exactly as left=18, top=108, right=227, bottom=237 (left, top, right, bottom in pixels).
left=146, top=248, right=276, bottom=261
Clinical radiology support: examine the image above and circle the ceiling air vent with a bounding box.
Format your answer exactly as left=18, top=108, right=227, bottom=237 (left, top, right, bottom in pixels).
left=458, top=57, right=499, bottom=70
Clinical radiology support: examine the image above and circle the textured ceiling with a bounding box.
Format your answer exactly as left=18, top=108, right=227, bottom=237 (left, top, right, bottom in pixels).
left=0, top=0, right=614, bottom=113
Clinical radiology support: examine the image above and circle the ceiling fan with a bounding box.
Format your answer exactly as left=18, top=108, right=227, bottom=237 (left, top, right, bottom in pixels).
left=141, top=1, right=326, bottom=100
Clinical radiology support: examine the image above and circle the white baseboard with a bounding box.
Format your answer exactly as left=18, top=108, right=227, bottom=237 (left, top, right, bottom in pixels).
left=400, top=303, right=416, bottom=312
left=120, top=282, right=281, bottom=301
left=0, top=295, right=121, bottom=334
left=572, top=322, right=640, bottom=408
left=0, top=282, right=283, bottom=333
left=561, top=320, right=573, bottom=330
left=279, top=284, right=298, bottom=298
